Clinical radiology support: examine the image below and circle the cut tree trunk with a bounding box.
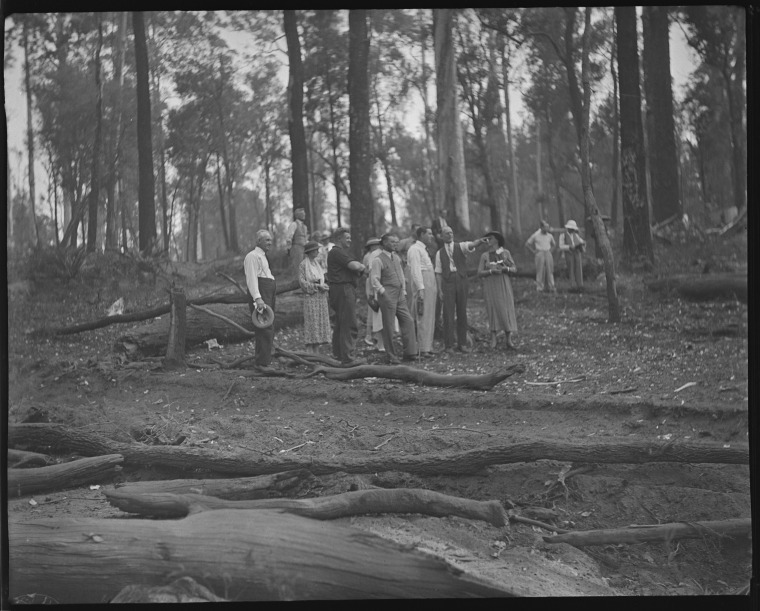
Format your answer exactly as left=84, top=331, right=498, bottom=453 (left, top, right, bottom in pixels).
left=9, top=424, right=749, bottom=477
left=7, top=454, right=124, bottom=497
left=8, top=449, right=52, bottom=468
left=306, top=363, right=525, bottom=390
left=645, top=273, right=747, bottom=303
left=163, top=286, right=186, bottom=369
left=542, top=517, right=751, bottom=547
left=104, top=487, right=509, bottom=526
left=9, top=509, right=513, bottom=602
left=114, top=297, right=304, bottom=358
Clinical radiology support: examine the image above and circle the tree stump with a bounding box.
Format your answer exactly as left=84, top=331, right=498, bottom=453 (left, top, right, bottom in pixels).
left=163, top=286, right=186, bottom=369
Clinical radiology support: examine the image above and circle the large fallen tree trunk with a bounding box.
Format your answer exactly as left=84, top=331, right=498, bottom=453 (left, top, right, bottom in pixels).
left=645, top=273, right=747, bottom=303
left=8, top=449, right=52, bottom=468
left=111, top=577, right=228, bottom=603
left=104, top=487, right=509, bottom=526
left=9, top=424, right=750, bottom=477
left=113, top=296, right=304, bottom=358
left=542, top=517, right=751, bottom=547
left=306, top=362, right=525, bottom=390
left=8, top=454, right=124, bottom=497
left=47, top=278, right=300, bottom=336
left=9, top=509, right=512, bottom=602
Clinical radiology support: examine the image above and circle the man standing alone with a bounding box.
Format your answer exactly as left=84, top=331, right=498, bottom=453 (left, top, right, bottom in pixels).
left=407, top=226, right=436, bottom=356
left=286, top=207, right=309, bottom=273
left=370, top=234, right=419, bottom=364
left=525, top=220, right=557, bottom=292
left=244, top=230, right=276, bottom=368
left=435, top=227, right=487, bottom=353
left=326, top=227, right=367, bottom=365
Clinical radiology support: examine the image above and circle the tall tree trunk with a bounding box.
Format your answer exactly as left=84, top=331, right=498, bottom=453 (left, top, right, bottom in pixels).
left=284, top=10, right=311, bottom=225
left=615, top=6, right=653, bottom=265
left=562, top=8, right=583, bottom=147
left=148, top=14, right=169, bottom=255
left=433, top=9, right=470, bottom=232
left=535, top=118, right=544, bottom=221
left=105, top=11, right=127, bottom=252
left=610, top=30, right=620, bottom=231
left=544, top=107, right=565, bottom=228
left=22, top=18, right=39, bottom=247
left=87, top=16, right=104, bottom=253
left=725, top=9, right=746, bottom=212
left=132, top=11, right=156, bottom=255
left=580, top=8, right=620, bottom=322
left=214, top=155, right=230, bottom=251
left=419, top=13, right=438, bottom=218
left=485, top=35, right=510, bottom=236
left=642, top=6, right=681, bottom=224
left=324, top=56, right=343, bottom=227
left=264, top=159, right=272, bottom=233
left=373, top=90, right=397, bottom=226
left=348, top=9, right=373, bottom=256
left=500, top=35, right=520, bottom=238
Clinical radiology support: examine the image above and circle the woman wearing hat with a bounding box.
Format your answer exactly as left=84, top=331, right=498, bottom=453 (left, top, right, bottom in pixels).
left=559, top=220, right=586, bottom=291
left=298, top=241, right=331, bottom=353
left=477, top=231, right=518, bottom=349
left=362, top=237, right=386, bottom=351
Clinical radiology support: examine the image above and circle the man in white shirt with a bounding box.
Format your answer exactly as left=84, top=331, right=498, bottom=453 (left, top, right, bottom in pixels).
left=434, top=227, right=487, bottom=353
left=407, top=226, right=437, bottom=356
left=244, top=230, right=276, bottom=367
left=285, top=208, right=309, bottom=273
left=525, top=220, right=557, bottom=292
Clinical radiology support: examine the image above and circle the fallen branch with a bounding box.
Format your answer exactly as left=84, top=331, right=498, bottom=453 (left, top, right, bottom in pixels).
left=112, top=577, right=228, bottom=604
left=274, top=347, right=344, bottom=368
left=8, top=454, right=124, bottom=497
left=645, top=273, right=747, bottom=303
left=542, top=517, right=751, bottom=547
left=104, top=487, right=509, bottom=527
left=525, top=376, right=585, bottom=386
left=10, top=509, right=513, bottom=602
left=8, top=449, right=52, bottom=468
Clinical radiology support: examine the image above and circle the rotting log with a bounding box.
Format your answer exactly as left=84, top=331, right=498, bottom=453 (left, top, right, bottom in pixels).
left=9, top=424, right=750, bottom=477
left=9, top=509, right=513, bottom=602
left=7, top=454, right=124, bottom=497
left=306, top=362, right=526, bottom=390
left=8, top=449, right=52, bottom=468
left=111, top=577, right=228, bottom=603
left=542, top=517, right=751, bottom=547
left=104, top=487, right=509, bottom=526
left=163, top=286, right=187, bottom=369
left=113, top=296, right=303, bottom=358
left=112, top=470, right=310, bottom=500
left=645, top=273, right=747, bottom=303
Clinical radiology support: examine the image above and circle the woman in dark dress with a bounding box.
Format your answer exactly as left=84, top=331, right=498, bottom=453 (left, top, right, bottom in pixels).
left=477, top=231, right=518, bottom=349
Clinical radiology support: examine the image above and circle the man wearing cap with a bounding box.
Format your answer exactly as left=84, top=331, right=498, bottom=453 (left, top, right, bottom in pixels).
left=559, top=220, right=586, bottom=291
left=244, top=229, right=276, bottom=367
left=327, top=227, right=367, bottom=365
left=435, top=227, right=488, bottom=353
left=370, top=233, right=418, bottom=364
left=525, top=220, right=557, bottom=292
left=286, top=207, right=309, bottom=273
left=407, top=226, right=436, bottom=356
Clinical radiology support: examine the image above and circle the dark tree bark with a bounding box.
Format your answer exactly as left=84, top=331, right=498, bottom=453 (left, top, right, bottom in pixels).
left=500, top=36, right=521, bottom=237
left=163, top=286, right=187, bottom=369
left=86, top=16, right=104, bottom=252
left=22, top=18, right=39, bottom=246
left=610, top=29, right=621, bottom=231
left=284, top=10, right=311, bottom=225
left=348, top=9, right=374, bottom=256
left=8, top=454, right=124, bottom=497
left=642, top=6, right=681, bottom=224
left=615, top=6, right=654, bottom=266
left=105, top=11, right=127, bottom=251
left=132, top=11, right=156, bottom=255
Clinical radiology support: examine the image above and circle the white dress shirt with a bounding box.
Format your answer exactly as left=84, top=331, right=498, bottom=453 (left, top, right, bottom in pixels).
left=244, top=246, right=274, bottom=300
left=434, top=241, right=477, bottom=274
left=407, top=240, right=434, bottom=292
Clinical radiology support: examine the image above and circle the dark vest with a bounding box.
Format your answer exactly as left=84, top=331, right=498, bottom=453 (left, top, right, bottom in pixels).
left=439, top=243, right=468, bottom=280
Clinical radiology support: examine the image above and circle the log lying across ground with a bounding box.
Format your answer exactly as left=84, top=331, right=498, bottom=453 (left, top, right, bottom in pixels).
left=104, top=487, right=509, bottom=526
left=8, top=449, right=52, bottom=468
left=8, top=454, right=124, bottom=497
left=9, top=424, right=750, bottom=477
left=111, top=577, right=228, bottom=604
left=542, top=518, right=752, bottom=547
left=645, top=272, right=747, bottom=303
left=307, top=362, right=525, bottom=390
left=9, top=509, right=512, bottom=602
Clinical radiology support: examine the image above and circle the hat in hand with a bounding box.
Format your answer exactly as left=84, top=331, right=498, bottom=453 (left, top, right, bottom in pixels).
left=251, top=304, right=275, bottom=329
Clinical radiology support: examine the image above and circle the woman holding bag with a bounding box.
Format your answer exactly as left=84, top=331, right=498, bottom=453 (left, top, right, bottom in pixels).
left=477, top=231, right=518, bottom=350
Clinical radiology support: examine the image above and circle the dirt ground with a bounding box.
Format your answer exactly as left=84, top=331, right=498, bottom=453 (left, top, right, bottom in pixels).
left=6, top=235, right=751, bottom=600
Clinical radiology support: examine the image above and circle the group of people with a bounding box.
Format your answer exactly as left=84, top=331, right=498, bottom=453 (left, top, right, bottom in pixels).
left=244, top=208, right=586, bottom=368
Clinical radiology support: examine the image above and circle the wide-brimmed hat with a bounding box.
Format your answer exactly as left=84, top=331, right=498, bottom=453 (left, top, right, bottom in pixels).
left=565, top=220, right=579, bottom=231
left=320, top=232, right=331, bottom=242
left=304, top=240, right=320, bottom=254
left=365, top=237, right=381, bottom=249
left=483, top=231, right=505, bottom=248
left=251, top=304, right=275, bottom=329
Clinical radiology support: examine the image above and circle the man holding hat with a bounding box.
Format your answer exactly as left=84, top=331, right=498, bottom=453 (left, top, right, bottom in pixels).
left=363, top=237, right=385, bottom=349
left=244, top=229, right=277, bottom=367
left=286, top=207, right=309, bottom=273
left=559, top=220, right=586, bottom=291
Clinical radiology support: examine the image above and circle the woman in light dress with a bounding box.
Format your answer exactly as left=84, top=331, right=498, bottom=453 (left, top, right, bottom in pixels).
left=299, top=241, right=331, bottom=353
left=477, top=231, right=518, bottom=350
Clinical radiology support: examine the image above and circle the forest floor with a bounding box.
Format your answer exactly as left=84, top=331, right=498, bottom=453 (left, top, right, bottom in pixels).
left=6, top=233, right=750, bottom=600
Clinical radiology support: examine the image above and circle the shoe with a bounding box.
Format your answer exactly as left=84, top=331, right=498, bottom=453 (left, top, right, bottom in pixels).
left=489, top=335, right=497, bottom=349
left=458, top=345, right=471, bottom=353
left=402, top=355, right=419, bottom=362
left=444, top=347, right=456, bottom=354
left=363, top=337, right=376, bottom=347
left=342, top=357, right=367, bottom=367
left=387, top=355, right=402, bottom=365
left=419, top=352, right=434, bottom=358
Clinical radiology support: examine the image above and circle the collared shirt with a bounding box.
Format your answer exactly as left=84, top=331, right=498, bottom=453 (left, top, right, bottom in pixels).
left=327, top=245, right=359, bottom=285
left=407, top=240, right=433, bottom=292
left=244, top=246, right=275, bottom=300
left=370, top=250, right=406, bottom=296
left=526, top=229, right=555, bottom=252
left=434, top=241, right=477, bottom=274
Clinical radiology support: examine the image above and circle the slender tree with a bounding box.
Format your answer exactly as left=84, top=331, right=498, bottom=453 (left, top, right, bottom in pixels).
left=22, top=17, right=39, bottom=246
left=500, top=33, right=521, bottom=237
left=86, top=15, right=104, bottom=252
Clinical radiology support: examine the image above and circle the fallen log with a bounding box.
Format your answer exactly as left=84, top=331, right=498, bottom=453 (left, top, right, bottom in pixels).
left=9, top=509, right=513, bottom=602
left=9, top=424, right=750, bottom=477
left=306, top=362, right=526, bottom=390
left=645, top=273, right=747, bottom=303
left=104, top=487, right=509, bottom=526
left=7, top=454, right=124, bottom=497
left=111, top=577, right=228, bottom=603
left=111, top=469, right=309, bottom=499
left=113, top=296, right=304, bottom=358
left=8, top=449, right=52, bottom=468
left=542, top=517, right=751, bottom=547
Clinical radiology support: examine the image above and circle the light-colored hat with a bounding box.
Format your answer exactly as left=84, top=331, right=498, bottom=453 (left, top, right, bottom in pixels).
left=251, top=304, right=275, bottom=329
left=320, top=232, right=331, bottom=241
left=365, top=237, right=381, bottom=248
left=565, top=220, right=579, bottom=231
left=304, top=240, right=320, bottom=254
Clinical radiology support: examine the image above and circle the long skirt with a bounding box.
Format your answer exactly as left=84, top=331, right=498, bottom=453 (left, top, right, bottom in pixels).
left=482, top=274, right=517, bottom=334
left=303, top=291, right=331, bottom=344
